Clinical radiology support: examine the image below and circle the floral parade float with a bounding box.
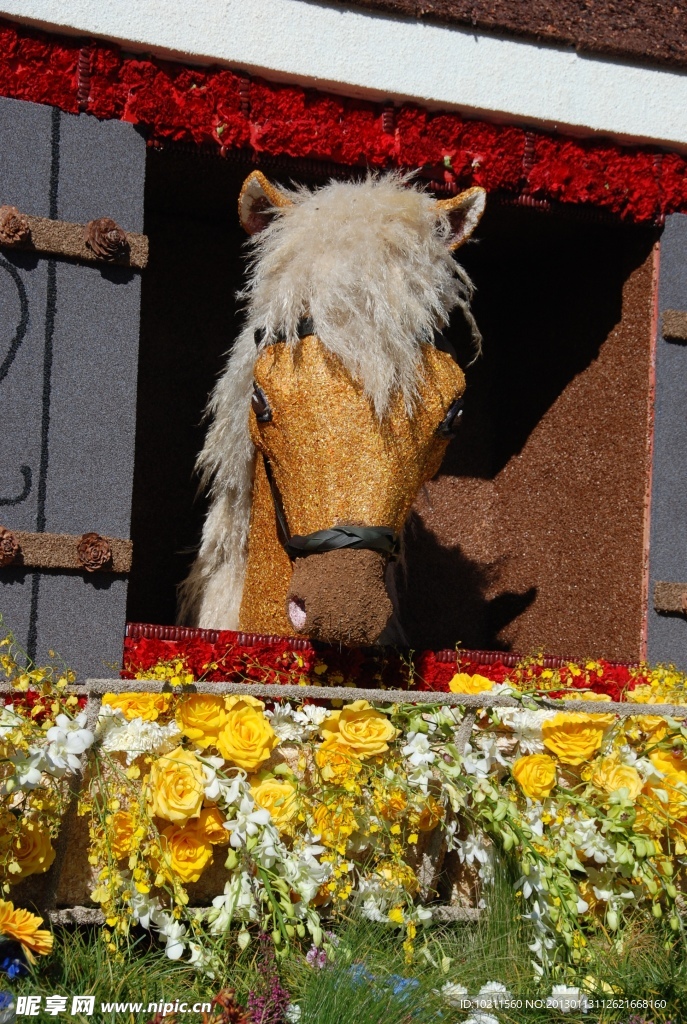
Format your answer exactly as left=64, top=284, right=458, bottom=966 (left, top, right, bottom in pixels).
left=2, top=169, right=687, bottom=1023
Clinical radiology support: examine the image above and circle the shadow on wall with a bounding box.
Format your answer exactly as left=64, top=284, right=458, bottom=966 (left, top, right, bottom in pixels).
left=397, top=511, right=537, bottom=651
left=398, top=204, right=656, bottom=654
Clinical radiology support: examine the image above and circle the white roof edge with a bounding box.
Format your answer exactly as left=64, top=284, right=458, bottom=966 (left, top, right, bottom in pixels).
left=3, top=0, right=687, bottom=151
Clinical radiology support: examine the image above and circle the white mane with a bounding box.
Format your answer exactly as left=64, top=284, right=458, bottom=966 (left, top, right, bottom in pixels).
left=178, top=174, right=480, bottom=628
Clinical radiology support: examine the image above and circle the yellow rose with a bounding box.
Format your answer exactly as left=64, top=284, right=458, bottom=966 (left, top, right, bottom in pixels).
left=641, top=777, right=687, bottom=839
left=650, top=748, right=687, bottom=783
left=146, top=746, right=205, bottom=823
left=315, top=735, right=362, bottom=784
left=12, top=820, right=55, bottom=881
left=250, top=777, right=298, bottom=830
left=512, top=754, right=557, bottom=800
left=592, top=759, right=642, bottom=799
left=109, top=811, right=137, bottom=859
left=448, top=673, right=494, bottom=695
left=217, top=702, right=278, bottom=771
left=198, top=806, right=230, bottom=845
left=102, top=692, right=171, bottom=722
left=176, top=694, right=227, bottom=749
left=320, top=700, right=397, bottom=757
left=155, top=822, right=213, bottom=883
left=542, top=712, right=614, bottom=766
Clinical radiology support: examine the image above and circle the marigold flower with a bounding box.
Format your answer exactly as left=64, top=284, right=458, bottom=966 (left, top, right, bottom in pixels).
left=0, top=899, right=53, bottom=961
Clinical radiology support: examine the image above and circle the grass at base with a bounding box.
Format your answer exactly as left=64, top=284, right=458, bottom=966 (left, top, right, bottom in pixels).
left=7, top=868, right=686, bottom=1023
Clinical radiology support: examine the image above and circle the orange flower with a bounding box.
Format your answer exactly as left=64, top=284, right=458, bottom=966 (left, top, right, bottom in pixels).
left=0, top=899, right=53, bottom=962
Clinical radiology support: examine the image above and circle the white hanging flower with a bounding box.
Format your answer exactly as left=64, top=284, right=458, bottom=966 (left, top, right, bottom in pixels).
left=0, top=703, right=22, bottom=740
left=547, top=985, right=590, bottom=1013
left=45, top=712, right=94, bottom=771
left=155, top=913, right=187, bottom=960
left=401, top=732, right=436, bottom=767
left=7, top=750, right=46, bottom=790
left=285, top=1005, right=302, bottom=1023
left=440, top=982, right=468, bottom=1007
left=223, top=795, right=271, bottom=848
left=477, top=980, right=512, bottom=1007
left=265, top=703, right=302, bottom=741
left=293, top=705, right=331, bottom=730
left=454, top=833, right=494, bottom=882
left=497, top=708, right=555, bottom=755
left=202, top=757, right=246, bottom=805
left=100, top=716, right=180, bottom=765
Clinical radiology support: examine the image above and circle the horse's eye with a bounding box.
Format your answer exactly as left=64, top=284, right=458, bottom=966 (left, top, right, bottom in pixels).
left=252, top=384, right=272, bottom=423
left=437, top=396, right=464, bottom=438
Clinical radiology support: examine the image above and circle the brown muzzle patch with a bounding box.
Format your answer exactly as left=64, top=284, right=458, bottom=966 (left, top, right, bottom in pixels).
left=286, top=548, right=393, bottom=646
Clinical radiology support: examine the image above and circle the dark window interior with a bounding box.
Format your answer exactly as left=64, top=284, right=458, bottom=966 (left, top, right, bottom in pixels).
left=128, top=147, right=657, bottom=659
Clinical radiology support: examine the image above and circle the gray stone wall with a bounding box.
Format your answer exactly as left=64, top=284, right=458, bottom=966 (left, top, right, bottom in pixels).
left=0, top=97, right=145, bottom=677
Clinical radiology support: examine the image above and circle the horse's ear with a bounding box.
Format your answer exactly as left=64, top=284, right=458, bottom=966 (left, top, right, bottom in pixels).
left=239, top=170, right=293, bottom=235
left=434, top=186, right=486, bottom=250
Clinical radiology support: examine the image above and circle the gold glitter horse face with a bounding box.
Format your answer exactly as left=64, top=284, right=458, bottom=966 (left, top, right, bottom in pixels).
left=180, top=171, right=486, bottom=647
left=243, top=335, right=466, bottom=644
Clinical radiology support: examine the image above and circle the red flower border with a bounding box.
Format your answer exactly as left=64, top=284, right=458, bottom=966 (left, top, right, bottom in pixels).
left=0, top=19, right=685, bottom=223
left=123, top=623, right=646, bottom=699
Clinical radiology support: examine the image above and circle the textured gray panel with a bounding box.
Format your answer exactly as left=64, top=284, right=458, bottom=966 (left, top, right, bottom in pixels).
left=647, top=212, right=687, bottom=668
left=35, top=575, right=129, bottom=678
left=44, top=262, right=141, bottom=537
left=0, top=100, right=145, bottom=678
left=0, top=97, right=53, bottom=217
left=57, top=113, right=145, bottom=231
left=0, top=253, right=46, bottom=529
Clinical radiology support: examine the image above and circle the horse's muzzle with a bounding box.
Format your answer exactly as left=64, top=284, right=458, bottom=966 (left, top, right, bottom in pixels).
left=286, top=548, right=393, bottom=646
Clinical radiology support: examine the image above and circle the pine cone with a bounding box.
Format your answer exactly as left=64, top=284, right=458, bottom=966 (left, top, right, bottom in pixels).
left=0, top=205, right=30, bottom=246
left=0, top=527, right=19, bottom=567
left=84, top=217, right=128, bottom=260
left=76, top=532, right=112, bottom=572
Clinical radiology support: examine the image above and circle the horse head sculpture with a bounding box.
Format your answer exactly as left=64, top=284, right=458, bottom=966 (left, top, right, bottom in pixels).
left=179, top=171, right=485, bottom=645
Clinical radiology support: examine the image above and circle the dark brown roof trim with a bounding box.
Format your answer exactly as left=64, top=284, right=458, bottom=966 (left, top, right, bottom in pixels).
left=315, top=0, right=687, bottom=72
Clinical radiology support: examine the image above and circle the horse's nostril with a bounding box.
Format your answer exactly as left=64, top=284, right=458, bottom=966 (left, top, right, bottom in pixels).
left=288, top=597, right=307, bottom=630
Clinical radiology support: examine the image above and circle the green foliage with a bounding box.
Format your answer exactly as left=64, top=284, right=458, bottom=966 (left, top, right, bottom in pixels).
left=9, top=867, right=687, bottom=1023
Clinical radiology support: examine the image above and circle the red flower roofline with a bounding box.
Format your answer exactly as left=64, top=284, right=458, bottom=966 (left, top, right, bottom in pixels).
left=1, top=17, right=684, bottom=223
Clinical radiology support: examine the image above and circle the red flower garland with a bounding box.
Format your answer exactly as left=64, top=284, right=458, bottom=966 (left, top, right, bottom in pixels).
left=122, top=626, right=647, bottom=699
left=0, top=18, right=685, bottom=223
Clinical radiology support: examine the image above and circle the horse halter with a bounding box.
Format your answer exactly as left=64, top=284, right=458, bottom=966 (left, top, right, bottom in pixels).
left=262, top=454, right=399, bottom=561
left=255, top=316, right=400, bottom=560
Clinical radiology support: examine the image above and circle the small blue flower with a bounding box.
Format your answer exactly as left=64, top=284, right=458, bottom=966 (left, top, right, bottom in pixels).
left=0, top=942, right=28, bottom=980
left=387, top=974, right=420, bottom=1001
left=0, top=994, right=13, bottom=1010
